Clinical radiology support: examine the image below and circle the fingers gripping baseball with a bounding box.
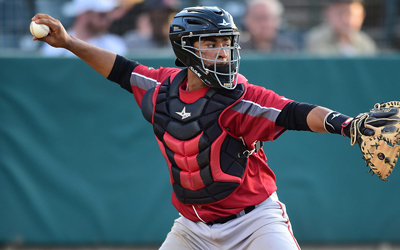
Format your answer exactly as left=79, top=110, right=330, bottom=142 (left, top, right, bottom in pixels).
left=31, top=14, right=71, bottom=49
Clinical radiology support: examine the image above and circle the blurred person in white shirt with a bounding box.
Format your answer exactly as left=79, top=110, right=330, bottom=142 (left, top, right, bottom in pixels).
left=41, top=0, right=128, bottom=56
left=240, top=0, right=299, bottom=53
left=305, top=0, right=377, bottom=56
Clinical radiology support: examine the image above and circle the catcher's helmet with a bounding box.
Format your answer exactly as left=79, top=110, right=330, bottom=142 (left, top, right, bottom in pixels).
left=169, top=6, right=241, bottom=89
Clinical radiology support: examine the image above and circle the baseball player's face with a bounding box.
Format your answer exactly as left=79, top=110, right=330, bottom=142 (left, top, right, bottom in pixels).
left=192, top=36, right=231, bottom=67
left=85, top=11, right=114, bottom=35
left=244, top=3, right=280, bottom=42
left=326, top=2, right=365, bottom=35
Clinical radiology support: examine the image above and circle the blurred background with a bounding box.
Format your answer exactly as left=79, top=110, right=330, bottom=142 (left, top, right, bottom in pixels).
left=1, top=0, right=400, bottom=250
left=2, top=0, right=400, bottom=57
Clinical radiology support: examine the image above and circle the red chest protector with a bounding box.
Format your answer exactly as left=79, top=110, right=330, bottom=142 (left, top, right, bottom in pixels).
left=141, top=69, right=248, bottom=204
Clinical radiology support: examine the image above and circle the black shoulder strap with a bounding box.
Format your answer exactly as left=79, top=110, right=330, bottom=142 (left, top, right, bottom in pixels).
left=169, top=68, right=188, bottom=98
left=141, top=87, right=156, bottom=123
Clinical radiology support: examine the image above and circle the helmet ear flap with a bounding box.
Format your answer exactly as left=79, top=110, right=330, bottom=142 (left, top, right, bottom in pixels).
left=175, top=58, right=185, bottom=67
left=174, top=36, right=198, bottom=67
left=187, top=37, right=198, bottom=46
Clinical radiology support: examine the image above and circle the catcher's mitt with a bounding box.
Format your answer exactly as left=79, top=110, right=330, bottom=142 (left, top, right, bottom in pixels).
left=349, top=101, right=400, bottom=181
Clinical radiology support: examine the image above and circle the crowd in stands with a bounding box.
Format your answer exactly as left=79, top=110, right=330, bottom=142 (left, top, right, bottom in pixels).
left=1, top=0, right=398, bottom=57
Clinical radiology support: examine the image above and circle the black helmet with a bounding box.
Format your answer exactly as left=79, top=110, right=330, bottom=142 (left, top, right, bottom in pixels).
left=169, top=6, right=241, bottom=89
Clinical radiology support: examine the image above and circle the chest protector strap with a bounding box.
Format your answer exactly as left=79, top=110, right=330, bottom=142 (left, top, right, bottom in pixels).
left=142, top=69, right=247, bottom=204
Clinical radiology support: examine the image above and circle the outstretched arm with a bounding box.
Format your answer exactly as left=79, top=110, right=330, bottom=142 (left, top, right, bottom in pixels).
left=277, top=102, right=376, bottom=138
left=307, top=106, right=333, bottom=133
left=276, top=102, right=357, bottom=136
left=277, top=101, right=400, bottom=181
left=32, top=14, right=116, bottom=78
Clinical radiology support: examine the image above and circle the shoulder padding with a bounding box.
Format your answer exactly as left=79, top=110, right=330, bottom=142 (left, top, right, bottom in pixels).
left=141, top=86, right=156, bottom=123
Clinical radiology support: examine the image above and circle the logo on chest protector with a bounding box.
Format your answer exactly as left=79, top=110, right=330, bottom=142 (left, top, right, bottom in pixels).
left=176, top=106, right=191, bottom=120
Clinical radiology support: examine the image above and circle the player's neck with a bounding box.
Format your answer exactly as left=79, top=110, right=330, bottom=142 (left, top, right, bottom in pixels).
left=187, top=69, right=207, bottom=91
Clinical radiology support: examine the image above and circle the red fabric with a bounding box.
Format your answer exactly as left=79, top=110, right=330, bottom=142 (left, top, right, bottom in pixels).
left=180, top=169, right=205, bottom=191
left=174, top=154, right=200, bottom=172
left=179, top=82, right=210, bottom=104
left=163, top=132, right=202, bottom=157
left=163, top=132, right=205, bottom=190
left=223, top=84, right=290, bottom=147
left=130, top=66, right=180, bottom=107
left=210, top=132, right=242, bottom=183
left=131, top=65, right=292, bottom=222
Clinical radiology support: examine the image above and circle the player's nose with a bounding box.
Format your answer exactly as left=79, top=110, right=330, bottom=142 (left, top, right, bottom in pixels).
left=217, top=47, right=229, bottom=59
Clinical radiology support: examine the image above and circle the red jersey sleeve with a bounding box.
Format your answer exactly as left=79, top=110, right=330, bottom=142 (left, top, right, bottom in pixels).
left=130, top=65, right=180, bottom=107
left=222, top=83, right=293, bottom=147
left=236, top=73, right=248, bottom=85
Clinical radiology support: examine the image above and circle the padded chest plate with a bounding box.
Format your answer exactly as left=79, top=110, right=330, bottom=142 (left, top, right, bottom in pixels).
left=143, top=69, right=248, bottom=204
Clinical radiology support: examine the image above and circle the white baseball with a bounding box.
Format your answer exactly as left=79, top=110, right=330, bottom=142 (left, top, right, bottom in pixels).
left=30, top=21, right=50, bottom=38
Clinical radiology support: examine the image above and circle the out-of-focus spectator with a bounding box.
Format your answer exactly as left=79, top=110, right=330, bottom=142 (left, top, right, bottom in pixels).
left=108, top=0, right=145, bottom=36
left=305, top=0, right=377, bottom=56
left=0, top=0, right=33, bottom=50
left=41, top=0, right=128, bottom=56
left=122, top=0, right=180, bottom=54
left=240, top=0, right=299, bottom=53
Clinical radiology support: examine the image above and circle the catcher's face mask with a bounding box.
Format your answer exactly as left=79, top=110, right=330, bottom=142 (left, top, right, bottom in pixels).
left=183, top=34, right=240, bottom=90
left=169, top=6, right=241, bottom=90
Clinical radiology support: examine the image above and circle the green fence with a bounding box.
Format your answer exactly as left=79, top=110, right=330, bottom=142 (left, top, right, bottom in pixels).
left=1, top=55, right=400, bottom=245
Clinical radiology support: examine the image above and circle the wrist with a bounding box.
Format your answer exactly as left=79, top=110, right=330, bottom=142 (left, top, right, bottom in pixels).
left=63, top=34, right=75, bottom=51
left=341, top=117, right=354, bottom=137
left=324, top=111, right=351, bottom=136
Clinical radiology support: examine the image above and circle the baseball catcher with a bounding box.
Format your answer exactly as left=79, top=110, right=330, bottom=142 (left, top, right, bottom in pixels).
left=32, top=4, right=398, bottom=250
